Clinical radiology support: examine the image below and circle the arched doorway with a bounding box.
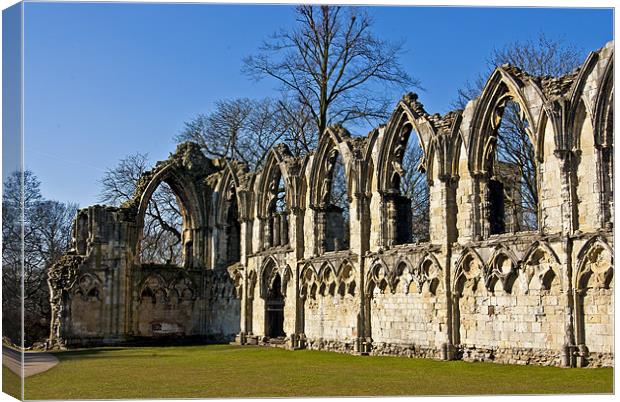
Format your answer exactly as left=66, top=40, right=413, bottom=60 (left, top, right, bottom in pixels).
left=265, top=273, right=285, bottom=338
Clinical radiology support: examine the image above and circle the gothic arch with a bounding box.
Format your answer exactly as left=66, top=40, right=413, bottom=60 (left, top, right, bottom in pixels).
left=126, top=144, right=212, bottom=268
left=300, top=262, right=319, bottom=300
left=365, top=258, right=388, bottom=294
left=72, top=272, right=102, bottom=301
left=255, top=144, right=298, bottom=250
left=592, top=56, right=614, bottom=227
left=486, top=245, right=519, bottom=293
left=308, top=126, right=354, bottom=253
left=574, top=236, right=614, bottom=358
left=453, top=248, right=486, bottom=294
left=316, top=262, right=337, bottom=297
left=376, top=94, right=436, bottom=193
left=575, top=237, right=614, bottom=289
left=413, top=253, right=443, bottom=295
left=213, top=162, right=248, bottom=266
left=256, top=145, right=294, bottom=219
left=468, top=67, right=542, bottom=173
left=336, top=260, right=356, bottom=297
left=139, top=273, right=168, bottom=304
left=308, top=126, right=355, bottom=208
left=259, top=256, right=280, bottom=299
left=521, top=241, right=562, bottom=292
left=593, top=55, right=614, bottom=148
left=213, top=161, right=248, bottom=226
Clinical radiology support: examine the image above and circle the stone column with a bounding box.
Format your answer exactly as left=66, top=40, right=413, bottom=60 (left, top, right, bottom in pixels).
left=315, top=208, right=326, bottom=255
left=263, top=217, right=272, bottom=250
left=475, top=172, right=490, bottom=240
left=554, top=149, right=579, bottom=234
left=281, top=212, right=289, bottom=246
left=555, top=149, right=579, bottom=367
left=572, top=288, right=586, bottom=367
left=273, top=214, right=281, bottom=246
left=385, top=195, right=398, bottom=247
left=437, top=174, right=459, bottom=360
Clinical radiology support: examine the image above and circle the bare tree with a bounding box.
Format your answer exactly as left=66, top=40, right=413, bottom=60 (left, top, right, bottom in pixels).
left=177, top=98, right=312, bottom=171
left=243, top=5, right=419, bottom=137
left=453, top=34, right=583, bottom=109
left=99, top=153, right=183, bottom=265
left=453, top=34, right=583, bottom=232
left=2, top=170, right=76, bottom=346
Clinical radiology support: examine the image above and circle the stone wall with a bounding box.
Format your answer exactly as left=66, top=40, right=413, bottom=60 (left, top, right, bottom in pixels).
left=49, top=41, right=614, bottom=368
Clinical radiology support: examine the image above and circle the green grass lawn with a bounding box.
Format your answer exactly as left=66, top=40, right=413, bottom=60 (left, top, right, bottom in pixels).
left=13, top=344, right=613, bottom=399
left=3, top=365, right=21, bottom=400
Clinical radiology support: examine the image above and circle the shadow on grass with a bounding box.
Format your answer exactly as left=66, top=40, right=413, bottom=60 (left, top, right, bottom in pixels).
left=51, top=343, right=242, bottom=361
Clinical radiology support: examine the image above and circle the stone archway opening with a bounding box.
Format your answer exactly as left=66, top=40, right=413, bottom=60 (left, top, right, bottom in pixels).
left=265, top=273, right=285, bottom=338
left=486, top=99, right=538, bottom=234
left=139, top=181, right=186, bottom=266
left=323, top=150, right=350, bottom=252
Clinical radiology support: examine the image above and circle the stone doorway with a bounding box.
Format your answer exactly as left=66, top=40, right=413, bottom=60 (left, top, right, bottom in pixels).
left=266, top=273, right=285, bottom=338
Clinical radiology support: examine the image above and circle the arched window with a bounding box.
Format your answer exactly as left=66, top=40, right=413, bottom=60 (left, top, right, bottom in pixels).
left=224, top=187, right=241, bottom=265
left=140, top=182, right=184, bottom=265
left=399, top=127, right=430, bottom=243
left=385, top=124, right=430, bottom=245
left=487, top=100, right=538, bottom=234
left=264, top=170, right=289, bottom=249
left=323, top=150, right=349, bottom=252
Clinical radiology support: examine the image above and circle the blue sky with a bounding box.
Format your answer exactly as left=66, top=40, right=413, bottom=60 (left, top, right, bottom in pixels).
left=21, top=3, right=613, bottom=207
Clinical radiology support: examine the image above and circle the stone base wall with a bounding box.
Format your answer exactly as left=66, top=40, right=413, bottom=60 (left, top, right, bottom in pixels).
left=370, top=343, right=442, bottom=360
left=305, top=338, right=357, bottom=354
left=459, top=346, right=563, bottom=366
left=585, top=352, right=614, bottom=368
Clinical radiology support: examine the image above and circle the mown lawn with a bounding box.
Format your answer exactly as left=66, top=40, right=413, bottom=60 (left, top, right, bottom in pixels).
left=14, top=344, right=613, bottom=399
left=3, top=366, right=21, bottom=400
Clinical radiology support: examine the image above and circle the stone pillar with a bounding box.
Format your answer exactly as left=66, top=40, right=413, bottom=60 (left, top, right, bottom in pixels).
left=437, top=175, right=459, bottom=360
left=281, top=212, right=289, bottom=246
left=385, top=195, right=398, bottom=247
left=555, top=150, right=579, bottom=367
left=263, top=217, right=272, bottom=250
left=476, top=173, right=490, bottom=239
left=272, top=214, right=281, bottom=246
left=315, top=209, right=326, bottom=255
left=573, top=288, right=586, bottom=367
left=554, top=149, right=579, bottom=234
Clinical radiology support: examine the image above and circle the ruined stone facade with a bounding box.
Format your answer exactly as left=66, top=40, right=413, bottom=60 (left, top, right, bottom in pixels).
left=49, top=41, right=614, bottom=368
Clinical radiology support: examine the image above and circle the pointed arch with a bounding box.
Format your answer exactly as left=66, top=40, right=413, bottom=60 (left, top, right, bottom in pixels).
left=574, top=235, right=614, bottom=357
left=469, top=67, right=541, bottom=172
left=256, top=145, right=293, bottom=218
left=309, top=126, right=354, bottom=252
left=129, top=146, right=212, bottom=268
left=259, top=256, right=280, bottom=299
left=575, top=236, right=614, bottom=290
left=376, top=94, right=436, bottom=193
left=375, top=95, right=438, bottom=246
left=593, top=55, right=614, bottom=148
left=309, top=126, right=355, bottom=207
left=300, top=262, right=318, bottom=300
left=521, top=241, right=562, bottom=292
left=415, top=252, right=443, bottom=295
left=255, top=144, right=298, bottom=250
left=213, top=160, right=248, bottom=225
left=366, top=257, right=390, bottom=294
left=453, top=248, right=486, bottom=294
left=485, top=245, right=519, bottom=293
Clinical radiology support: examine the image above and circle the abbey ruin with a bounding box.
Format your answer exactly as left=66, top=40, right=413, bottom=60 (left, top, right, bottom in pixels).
left=48, top=41, right=614, bottom=368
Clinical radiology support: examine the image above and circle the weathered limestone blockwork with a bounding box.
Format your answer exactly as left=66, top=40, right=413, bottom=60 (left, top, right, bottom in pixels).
left=49, top=42, right=614, bottom=367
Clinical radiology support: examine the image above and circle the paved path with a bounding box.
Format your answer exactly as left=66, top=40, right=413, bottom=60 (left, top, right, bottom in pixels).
left=2, top=347, right=59, bottom=377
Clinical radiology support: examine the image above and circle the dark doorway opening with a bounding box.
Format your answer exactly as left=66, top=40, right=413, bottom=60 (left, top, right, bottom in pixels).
left=266, top=273, right=285, bottom=338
